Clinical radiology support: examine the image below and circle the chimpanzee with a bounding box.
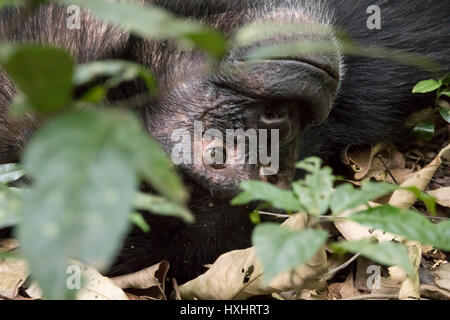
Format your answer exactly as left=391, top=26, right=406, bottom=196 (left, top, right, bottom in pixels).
left=0, top=0, right=449, bottom=284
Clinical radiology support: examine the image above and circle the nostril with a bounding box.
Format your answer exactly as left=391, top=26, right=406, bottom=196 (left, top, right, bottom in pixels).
left=259, top=108, right=290, bottom=129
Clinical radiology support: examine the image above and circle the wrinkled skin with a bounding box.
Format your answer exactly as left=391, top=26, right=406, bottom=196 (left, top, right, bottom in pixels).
left=0, top=1, right=449, bottom=283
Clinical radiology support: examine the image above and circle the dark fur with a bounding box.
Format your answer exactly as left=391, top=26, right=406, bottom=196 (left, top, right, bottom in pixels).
left=0, top=1, right=449, bottom=283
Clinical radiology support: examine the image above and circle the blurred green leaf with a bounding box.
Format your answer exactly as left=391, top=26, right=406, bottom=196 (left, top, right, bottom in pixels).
left=0, top=45, right=74, bottom=113
left=331, top=239, right=414, bottom=276
left=0, top=186, right=22, bottom=228
left=330, top=182, right=397, bottom=215
left=0, top=163, right=24, bottom=184
left=74, top=60, right=157, bottom=93
left=60, top=0, right=227, bottom=59
left=247, top=39, right=438, bottom=72
left=402, top=186, right=436, bottom=215
left=78, top=86, right=107, bottom=104
left=0, top=0, right=27, bottom=9
left=18, top=109, right=140, bottom=299
left=253, top=223, right=327, bottom=282
left=130, top=212, right=151, bottom=233
left=413, top=121, right=435, bottom=141
left=349, top=205, right=450, bottom=251
left=126, top=126, right=188, bottom=205
left=412, top=79, right=442, bottom=94
left=439, top=107, right=450, bottom=123
left=231, top=181, right=302, bottom=212
left=134, top=192, right=193, bottom=223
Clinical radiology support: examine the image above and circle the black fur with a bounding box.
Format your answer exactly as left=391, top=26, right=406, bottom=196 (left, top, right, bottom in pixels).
left=0, top=1, right=449, bottom=284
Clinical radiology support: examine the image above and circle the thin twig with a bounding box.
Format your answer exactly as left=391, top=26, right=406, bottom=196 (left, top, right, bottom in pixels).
left=322, top=253, right=361, bottom=280
left=377, top=154, right=399, bottom=184
left=258, top=211, right=291, bottom=219
left=341, top=294, right=398, bottom=300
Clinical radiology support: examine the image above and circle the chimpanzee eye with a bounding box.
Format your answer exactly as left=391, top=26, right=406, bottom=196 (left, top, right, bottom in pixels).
left=205, top=146, right=227, bottom=169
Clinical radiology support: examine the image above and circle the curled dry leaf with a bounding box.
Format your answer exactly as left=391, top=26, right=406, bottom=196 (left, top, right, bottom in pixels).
left=111, top=261, right=169, bottom=300
left=178, top=214, right=327, bottom=300
left=340, top=144, right=385, bottom=180
left=340, top=143, right=409, bottom=182
left=398, top=241, right=421, bottom=300
left=427, top=188, right=450, bottom=208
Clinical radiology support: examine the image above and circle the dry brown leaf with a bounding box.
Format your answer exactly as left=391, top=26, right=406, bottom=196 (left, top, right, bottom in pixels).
left=389, top=144, right=450, bottom=209
left=0, top=257, right=29, bottom=299
left=432, top=263, right=450, bottom=292
left=420, top=284, right=450, bottom=300
left=398, top=241, right=421, bottom=300
left=341, top=144, right=409, bottom=182
left=388, top=144, right=450, bottom=300
left=334, top=203, right=396, bottom=243
left=178, top=214, right=327, bottom=300
left=74, top=261, right=128, bottom=300
left=339, top=272, right=359, bottom=299
left=111, top=261, right=169, bottom=300
left=427, top=188, right=450, bottom=208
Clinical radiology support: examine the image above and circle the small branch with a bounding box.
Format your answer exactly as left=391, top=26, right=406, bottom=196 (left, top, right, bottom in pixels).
left=377, top=154, right=398, bottom=184
left=341, top=294, right=398, bottom=300
left=322, top=253, right=361, bottom=280
left=257, top=211, right=290, bottom=219
left=172, top=278, right=182, bottom=300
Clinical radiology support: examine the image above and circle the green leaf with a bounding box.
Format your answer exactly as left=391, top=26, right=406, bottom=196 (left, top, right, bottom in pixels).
left=247, top=40, right=438, bottom=72
left=1, top=45, right=74, bottom=113
left=0, top=0, right=27, bottom=9
left=331, top=239, right=414, bottom=276
left=413, top=121, right=435, bottom=141
left=412, top=79, right=442, bottom=94
left=231, top=181, right=302, bottom=212
left=134, top=192, right=193, bottom=223
left=439, top=107, right=450, bottom=123
left=74, top=60, right=157, bottom=93
left=130, top=212, right=151, bottom=233
left=127, top=128, right=188, bottom=205
left=18, top=109, right=141, bottom=299
left=0, top=186, right=21, bottom=228
left=331, top=182, right=398, bottom=215
left=59, top=0, right=227, bottom=59
left=0, top=163, right=24, bottom=184
left=293, top=157, right=334, bottom=216
left=402, top=186, right=436, bottom=215
left=349, top=205, right=450, bottom=251
left=253, top=223, right=328, bottom=282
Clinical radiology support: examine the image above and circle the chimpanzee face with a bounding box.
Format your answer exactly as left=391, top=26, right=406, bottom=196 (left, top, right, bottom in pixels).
left=144, top=4, right=342, bottom=200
